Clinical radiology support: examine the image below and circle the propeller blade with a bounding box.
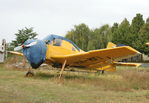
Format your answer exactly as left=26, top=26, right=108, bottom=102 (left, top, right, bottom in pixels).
left=25, top=41, right=37, bottom=47
left=14, top=46, right=23, bottom=51
left=14, top=41, right=37, bottom=51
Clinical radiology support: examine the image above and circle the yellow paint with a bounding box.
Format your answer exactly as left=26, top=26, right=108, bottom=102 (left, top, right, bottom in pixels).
left=106, top=42, right=117, bottom=48
left=46, top=40, right=81, bottom=61
left=96, top=64, right=116, bottom=71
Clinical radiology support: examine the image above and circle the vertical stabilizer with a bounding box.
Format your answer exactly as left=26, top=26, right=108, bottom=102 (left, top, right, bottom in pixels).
left=106, top=42, right=117, bottom=48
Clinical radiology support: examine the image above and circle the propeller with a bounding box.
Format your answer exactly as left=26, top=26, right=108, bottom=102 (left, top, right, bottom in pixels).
left=14, top=46, right=23, bottom=51
left=14, top=41, right=37, bottom=51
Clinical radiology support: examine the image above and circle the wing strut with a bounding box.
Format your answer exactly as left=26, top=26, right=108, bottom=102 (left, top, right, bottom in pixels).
left=59, top=60, right=67, bottom=79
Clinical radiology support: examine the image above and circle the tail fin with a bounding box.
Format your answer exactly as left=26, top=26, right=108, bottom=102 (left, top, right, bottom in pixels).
left=106, top=42, right=116, bottom=48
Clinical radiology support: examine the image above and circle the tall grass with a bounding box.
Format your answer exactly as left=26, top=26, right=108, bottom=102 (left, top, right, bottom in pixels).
left=3, top=56, right=149, bottom=91
left=1, top=62, right=149, bottom=103
left=29, top=66, right=149, bottom=92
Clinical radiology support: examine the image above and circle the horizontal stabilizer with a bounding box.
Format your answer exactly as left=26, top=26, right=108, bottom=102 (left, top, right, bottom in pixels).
left=114, top=62, right=141, bottom=67
left=96, top=64, right=116, bottom=71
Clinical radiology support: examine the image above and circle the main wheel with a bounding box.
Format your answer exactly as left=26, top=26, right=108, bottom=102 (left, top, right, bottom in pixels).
left=25, top=71, right=34, bottom=77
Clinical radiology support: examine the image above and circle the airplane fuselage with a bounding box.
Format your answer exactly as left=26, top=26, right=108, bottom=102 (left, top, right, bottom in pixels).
left=45, top=39, right=84, bottom=66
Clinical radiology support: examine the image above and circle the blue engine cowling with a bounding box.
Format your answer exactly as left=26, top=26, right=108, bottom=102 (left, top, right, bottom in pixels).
left=23, top=39, right=47, bottom=69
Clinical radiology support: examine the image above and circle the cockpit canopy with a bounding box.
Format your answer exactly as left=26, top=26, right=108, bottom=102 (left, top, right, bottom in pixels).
left=43, top=34, right=81, bottom=51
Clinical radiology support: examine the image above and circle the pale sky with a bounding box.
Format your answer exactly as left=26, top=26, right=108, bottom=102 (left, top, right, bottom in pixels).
left=0, top=0, right=149, bottom=43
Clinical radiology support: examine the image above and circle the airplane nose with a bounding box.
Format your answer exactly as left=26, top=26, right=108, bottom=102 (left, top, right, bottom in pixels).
left=23, top=39, right=47, bottom=69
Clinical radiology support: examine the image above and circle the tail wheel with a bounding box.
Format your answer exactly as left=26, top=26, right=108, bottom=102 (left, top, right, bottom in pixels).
left=101, top=70, right=105, bottom=74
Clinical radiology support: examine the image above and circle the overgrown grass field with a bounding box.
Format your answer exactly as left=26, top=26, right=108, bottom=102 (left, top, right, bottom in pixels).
left=1, top=63, right=149, bottom=103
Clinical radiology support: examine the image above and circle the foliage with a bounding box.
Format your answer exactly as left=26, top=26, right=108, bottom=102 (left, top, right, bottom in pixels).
left=92, top=24, right=112, bottom=49
left=11, top=27, right=38, bottom=47
left=65, top=24, right=91, bottom=51
left=112, top=18, right=131, bottom=45
left=66, top=24, right=112, bottom=51
left=130, top=13, right=144, bottom=34
left=65, top=13, right=149, bottom=55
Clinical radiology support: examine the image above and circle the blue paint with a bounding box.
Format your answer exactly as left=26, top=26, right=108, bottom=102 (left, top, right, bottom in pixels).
left=23, top=39, right=47, bottom=69
left=117, top=44, right=126, bottom=47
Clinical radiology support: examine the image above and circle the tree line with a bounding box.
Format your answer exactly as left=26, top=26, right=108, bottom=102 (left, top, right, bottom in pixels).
left=65, top=13, right=149, bottom=55
left=10, top=13, right=149, bottom=55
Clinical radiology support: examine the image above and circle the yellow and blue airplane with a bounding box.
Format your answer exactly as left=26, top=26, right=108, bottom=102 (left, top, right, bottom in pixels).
left=9, top=34, right=141, bottom=78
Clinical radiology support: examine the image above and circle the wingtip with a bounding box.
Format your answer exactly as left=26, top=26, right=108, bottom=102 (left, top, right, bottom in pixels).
left=125, top=46, right=141, bottom=55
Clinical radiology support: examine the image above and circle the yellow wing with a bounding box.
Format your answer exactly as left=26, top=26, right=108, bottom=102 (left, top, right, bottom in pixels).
left=51, top=46, right=140, bottom=68
left=8, top=51, right=23, bottom=56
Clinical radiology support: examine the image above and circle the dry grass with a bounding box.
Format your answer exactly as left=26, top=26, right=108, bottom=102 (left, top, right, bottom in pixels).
left=1, top=59, right=149, bottom=103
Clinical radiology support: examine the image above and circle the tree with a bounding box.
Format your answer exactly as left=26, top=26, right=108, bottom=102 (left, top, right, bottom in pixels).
left=112, top=19, right=131, bottom=45
left=11, top=27, right=38, bottom=47
left=130, top=14, right=145, bottom=51
left=138, top=17, right=149, bottom=55
left=111, top=23, right=119, bottom=43
left=87, top=31, right=97, bottom=50
left=93, top=24, right=112, bottom=49
left=65, top=23, right=91, bottom=51
left=130, top=13, right=144, bottom=34
left=140, top=17, right=149, bottom=34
